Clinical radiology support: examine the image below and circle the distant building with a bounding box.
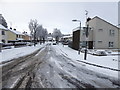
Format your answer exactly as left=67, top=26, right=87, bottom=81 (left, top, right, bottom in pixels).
left=61, top=34, right=72, bottom=41
left=0, top=24, right=8, bottom=43
left=72, top=16, right=119, bottom=49
left=22, top=31, right=31, bottom=40
left=47, top=33, right=53, bottom=41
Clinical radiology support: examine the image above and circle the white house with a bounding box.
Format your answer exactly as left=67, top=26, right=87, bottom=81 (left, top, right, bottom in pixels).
left=72, top=16, right=119, bottom=49
left=0, top=24, right=8, bottom=43
left=88, top=16, right=119, bottom=49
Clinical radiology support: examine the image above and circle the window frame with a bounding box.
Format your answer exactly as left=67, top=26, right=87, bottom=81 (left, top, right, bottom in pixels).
left=109, top=29, right=115, bottom=36
left=1, top=30, right=5, bottom=35
left=108, top=42, right=114, bottom=47
left=98, top=29, right=103, bottom=32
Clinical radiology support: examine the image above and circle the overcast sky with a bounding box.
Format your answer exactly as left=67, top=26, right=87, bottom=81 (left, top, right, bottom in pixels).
left=0, top=0, right=119, bottom=34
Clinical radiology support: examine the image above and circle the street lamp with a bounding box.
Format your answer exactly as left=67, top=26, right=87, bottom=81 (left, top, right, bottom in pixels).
left=72, top=19, right=81, bottom=54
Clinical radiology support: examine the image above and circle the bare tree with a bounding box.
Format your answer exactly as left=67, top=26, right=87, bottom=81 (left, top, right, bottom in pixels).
left=0, top=14, right=7, bottom=28
left=36, top=25, right=48, bottom=44
left=52, top=28, right=62, bottom=43
left=36, top=25, right=43, bottom=44
left=42, top=28, right=48, bottom=43
left=29, top=19, right=38, bottom=46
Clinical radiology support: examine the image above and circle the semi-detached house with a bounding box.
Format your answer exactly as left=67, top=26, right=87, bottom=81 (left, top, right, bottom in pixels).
left=72, top=16, right=119, bottom=49
left=88, top=16, right=119, bottom=49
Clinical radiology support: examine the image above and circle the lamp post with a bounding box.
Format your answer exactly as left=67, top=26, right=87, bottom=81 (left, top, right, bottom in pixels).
left=72, top=19, right=81, bottom=54
left=84, top=10, right=88, bottom=60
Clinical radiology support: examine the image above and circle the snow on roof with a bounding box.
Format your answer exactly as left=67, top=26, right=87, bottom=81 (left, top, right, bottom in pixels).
left=90, top=16, right=119, bottom=29
left=23, top=33, right=31, bottom=36
left=0, top=24, right=8, bottom=30
left=8, top=29, right=23, bottom=35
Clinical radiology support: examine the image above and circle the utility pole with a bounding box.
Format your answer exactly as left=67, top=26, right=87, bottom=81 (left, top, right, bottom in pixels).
left=79, top=22, right=81, bottom=54
left=84, top=10, right=88, bottom=60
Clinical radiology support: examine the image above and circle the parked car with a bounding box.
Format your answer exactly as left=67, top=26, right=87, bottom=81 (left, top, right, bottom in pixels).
left=94, top=50, right=107, bottom=56
left=53, top=43, right=57, bottom=45
left=2, top=46, right=12, bottom=49
left=62, top=42, right=68, bottom=45
left=2, top=43, right=13, bottom=47
left=27, top=42, right=34, bottom=46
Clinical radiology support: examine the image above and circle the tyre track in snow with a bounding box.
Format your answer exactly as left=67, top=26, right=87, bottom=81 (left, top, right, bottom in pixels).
left=33, top=45, right=111, bottom=88
left=2, top=44, right=120, bottom=88
left=49, top=46, right=120, bottom=88
left=1, top=45, right=47, bottom=89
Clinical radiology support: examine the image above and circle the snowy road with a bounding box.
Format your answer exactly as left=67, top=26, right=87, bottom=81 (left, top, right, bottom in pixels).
left=1, top=44, right=120, bottom=89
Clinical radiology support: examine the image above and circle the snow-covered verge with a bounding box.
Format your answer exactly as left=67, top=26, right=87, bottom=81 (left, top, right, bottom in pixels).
left=52, top=44, right=119, bottom=78
left=0, top=44, right=46, bottom=63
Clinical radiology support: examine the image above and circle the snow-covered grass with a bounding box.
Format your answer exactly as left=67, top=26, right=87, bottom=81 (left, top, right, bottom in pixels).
left=0, top=44, right=46, bottom=63
left=52, top=44, right=119, bottom=78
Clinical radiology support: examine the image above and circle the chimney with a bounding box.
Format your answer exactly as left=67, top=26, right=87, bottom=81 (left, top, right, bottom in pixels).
left=10, top=27, right=12, bottom=30
left=87, top=17, right=91, bottom=22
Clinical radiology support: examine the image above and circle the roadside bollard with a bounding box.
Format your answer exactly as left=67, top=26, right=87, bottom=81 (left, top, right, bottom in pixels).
left=78, top=48, right=81, bottom=54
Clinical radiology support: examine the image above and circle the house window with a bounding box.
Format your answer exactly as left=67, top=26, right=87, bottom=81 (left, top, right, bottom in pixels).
left=16, top=35, right=18, bottom=38
left=109, top=42, right=114, bottom=47
left=2, top=31, right=5, bottom=35
left=83, top=30, right=86, bottom=35
left=109, top=30, right=115, bottom=36
left=98, top=29, right=103, bottom=32
left=98, top=40, right=102, bottom=43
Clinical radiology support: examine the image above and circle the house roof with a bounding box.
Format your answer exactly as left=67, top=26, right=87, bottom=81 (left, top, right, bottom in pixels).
left=90, top=16, right=119, bottom=29
left=0, top=24, right=8, bottom=30
left=62, top=35, right=72, bottom=38
left=8, top=29, right=23, bottom=35
left=23, top=33, right=31, bottom=36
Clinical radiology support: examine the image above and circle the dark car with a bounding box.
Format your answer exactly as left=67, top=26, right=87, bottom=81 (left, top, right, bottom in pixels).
left=53, top=43, right=57, bottom=45
left=96, top=51, right=107, bottom=56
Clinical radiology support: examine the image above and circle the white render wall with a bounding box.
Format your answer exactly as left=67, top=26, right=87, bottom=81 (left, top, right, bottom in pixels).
left=88, top=17, right=119, bottom=49
left=80, top=27, right=93, bottom=42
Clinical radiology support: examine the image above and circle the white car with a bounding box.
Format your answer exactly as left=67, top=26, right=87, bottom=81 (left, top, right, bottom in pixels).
left=95, top=50, right=107, bottom=56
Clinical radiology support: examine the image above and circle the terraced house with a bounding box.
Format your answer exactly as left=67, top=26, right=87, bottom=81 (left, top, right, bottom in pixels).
left=7, top=29, right=24, bottom=42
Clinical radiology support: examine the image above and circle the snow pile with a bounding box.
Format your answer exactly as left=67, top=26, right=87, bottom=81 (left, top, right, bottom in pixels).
left=0, top=44, right=46, bottom=63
